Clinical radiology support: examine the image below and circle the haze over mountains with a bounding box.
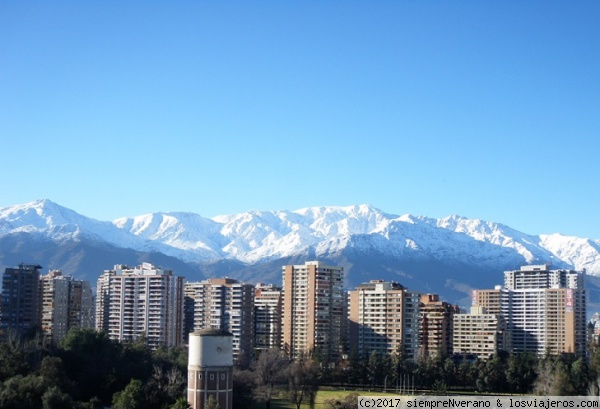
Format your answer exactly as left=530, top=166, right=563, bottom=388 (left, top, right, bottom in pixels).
left=1, top=199, right=600, bottom=308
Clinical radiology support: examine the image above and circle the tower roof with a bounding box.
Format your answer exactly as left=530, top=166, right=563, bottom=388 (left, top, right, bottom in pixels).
left=191, top=328, right=233, bottom=337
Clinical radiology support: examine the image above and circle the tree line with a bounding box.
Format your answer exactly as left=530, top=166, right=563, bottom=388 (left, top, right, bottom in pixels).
left=0, top=329, right=188, bottom=409
left=3, top=328, right=600, bottom=409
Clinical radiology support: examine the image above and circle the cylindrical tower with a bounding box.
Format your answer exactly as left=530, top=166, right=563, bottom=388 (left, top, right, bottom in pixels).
left=188, top=329, right=233, bottom=409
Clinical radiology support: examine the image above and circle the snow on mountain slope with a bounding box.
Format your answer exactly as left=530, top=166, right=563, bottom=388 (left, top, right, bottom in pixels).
left=210, top=205, right=394, bottom=262
left=1, top=200, right=599, bottom=275
left=113, top=212, right=225, bottom=260
left=539, top=233, right=600, bottom=272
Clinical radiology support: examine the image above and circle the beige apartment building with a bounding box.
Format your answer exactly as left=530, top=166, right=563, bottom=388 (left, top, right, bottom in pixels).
left=473, top=265, right=587, bottom=357
left=96, top=263, right=184, bottom=349
left=348, top=280, right=420, bottom=360
left=184, top=278, right=255, bottom=361
left=419, top=294, right=460, bottom=358
left=452, top=306, right=506, bottom=360
left=39, top=270, right=94, bottom=345
left=281, top=261, right=345, bottom=361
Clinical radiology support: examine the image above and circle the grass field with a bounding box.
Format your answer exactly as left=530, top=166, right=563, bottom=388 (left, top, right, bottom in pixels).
left=249, top=389, right=402, bottom=408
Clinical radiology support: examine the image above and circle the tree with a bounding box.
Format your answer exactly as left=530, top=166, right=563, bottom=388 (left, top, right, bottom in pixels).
left=112, top=379, right=144, bottom=409
left=232, top=369, right=256, bottom=409
left=58, top=328, right=123, bottom=403
left=367, top=351, right=383, bottom=386
left=0, top=374, right=47, bottom=409
left=39, top=356, right=74, bottom=394
left=507, top=353, right=537, bottom=394
left=252, top=348, right=289, bottom=409
left=476, top=354, right=508, bottom=392
left=205, top=394, right=221, bottom=409
left=287, top=359, right=319, bottom=409
left=0, top=342, right=29, bottom=381
left=145, top=365, right=186, bottom=408
left=432, top=379, right=448, bottom=394
left=171, top=397, right=191, bottom=409
left=41, top=386, right=75, bottom=409
left=571, top=358, right=590, bottom=395
left=534, top=357, right=576, bottom=396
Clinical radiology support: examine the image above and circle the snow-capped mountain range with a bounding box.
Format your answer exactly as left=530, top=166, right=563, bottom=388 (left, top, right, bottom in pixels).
left=1, top=199, right=599, bottom=307
left=2, top=199, right=599, bottom=272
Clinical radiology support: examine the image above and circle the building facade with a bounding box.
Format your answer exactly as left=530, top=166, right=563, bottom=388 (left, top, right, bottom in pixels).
left=348, top=280, right=421, bottom=360
left=96, top=263, right=184, bottom=349
left=1, top=264, right=42, bottom=337
left=254, top=283, right=282, bottom=352
left=184, top=278, right=255, bottom=361
left=452, top=306, right=506, bottom=360
left=281, top=261, right=345, bottom=361
left=39, top=270, right=94, bottom=345
left=473, top=265, right=587, bottom=357
left=419, top=294, right=460, bottom=358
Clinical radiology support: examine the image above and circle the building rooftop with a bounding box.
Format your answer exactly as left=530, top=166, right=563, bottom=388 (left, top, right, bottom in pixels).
left=191, top=328, right=233, bottom=337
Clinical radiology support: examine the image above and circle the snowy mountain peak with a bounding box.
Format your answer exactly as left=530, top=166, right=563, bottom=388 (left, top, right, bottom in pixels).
left=0, top=199, right=89, bottom=233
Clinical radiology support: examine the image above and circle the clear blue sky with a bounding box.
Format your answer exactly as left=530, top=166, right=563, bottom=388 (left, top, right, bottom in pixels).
left=1, top=2, right=599, bottom=239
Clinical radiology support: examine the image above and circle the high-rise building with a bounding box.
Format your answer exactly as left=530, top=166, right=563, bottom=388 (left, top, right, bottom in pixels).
left=419, top=294, right=460, bottom=358
left=452, top=306, right=507, bottom=360
left=95, top=269, right=112, bottom=332
left=348, top=280, right=421, bottom=360
left=281, top=261, right=345, bottom=361
left=473, top=264, right=587, bottom=357
left=96, top=263, right=184, bottom=349
left=68, top=277, right=95, bottom=331
left=39, top=270, right=94, bottom=345
left=254, top=283, right=282, bottom=352
left=1, top=264, right=42, bottom=337
left=184, top=278, right=255, bottom=361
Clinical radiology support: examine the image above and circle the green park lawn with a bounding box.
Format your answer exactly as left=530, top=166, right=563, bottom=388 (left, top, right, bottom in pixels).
left=249, top=389, right=402, bottom=408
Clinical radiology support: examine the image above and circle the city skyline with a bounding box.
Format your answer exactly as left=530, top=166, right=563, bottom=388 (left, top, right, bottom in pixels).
left=2, top=2, right=599, bottom=239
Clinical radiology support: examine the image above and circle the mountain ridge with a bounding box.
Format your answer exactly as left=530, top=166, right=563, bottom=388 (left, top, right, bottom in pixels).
left=1, top=199, right=599, bottom=273
left=1, top=199, right=599, bottom=309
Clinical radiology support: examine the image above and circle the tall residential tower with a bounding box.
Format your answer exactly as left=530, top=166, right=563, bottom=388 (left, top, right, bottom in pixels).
left=281, top=261, right=345, bottom=361
left=473, top=264, right=586, bottom=357
left=348, top=280, right=421, bottom=360
left=1, top=264, right=42, bottom=337
left=184, top=278, right=255, bottom=362
left=96, top=263, right=184, bottom=349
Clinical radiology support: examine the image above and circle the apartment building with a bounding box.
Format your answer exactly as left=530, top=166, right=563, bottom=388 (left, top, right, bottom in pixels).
left=184, top=278, right=255, bottom=361
left=254, top=283, right=282, bottom=352
left=452, top=306, right=506, bottom=360
left=473, top=265, right=587, bottom=357
left=281, top=261, right=345, bottom=361
left=419, top=294, right=460, bottom=358
left=348, top=280, right=420, bottom=360
left=96, top=263, right=184, bottom=349
left=39, top=270, right=94, bottom=345
left=1, top=264, right=42, bottom=337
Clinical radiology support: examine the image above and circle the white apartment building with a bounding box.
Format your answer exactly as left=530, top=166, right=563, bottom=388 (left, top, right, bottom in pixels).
left=254, top=283, right=282, bottom=351
left=474, top=265, right=586, bottom=357
left=184, top=278, right=254, bottom=361
left=281, top=261, right=345, bottom=361
left=348, top=280, right=421, bottom=360
left=96, top=263, right=184, bottom=349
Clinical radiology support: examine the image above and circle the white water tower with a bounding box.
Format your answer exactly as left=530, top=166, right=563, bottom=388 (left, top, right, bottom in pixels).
left=188, top=328, right=233, bottom=409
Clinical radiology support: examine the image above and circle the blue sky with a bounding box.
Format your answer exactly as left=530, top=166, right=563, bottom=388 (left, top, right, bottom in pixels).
left=1, top=2, right=599, bottom=239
